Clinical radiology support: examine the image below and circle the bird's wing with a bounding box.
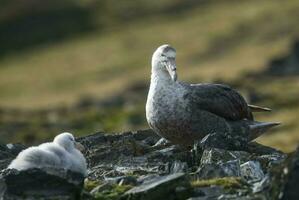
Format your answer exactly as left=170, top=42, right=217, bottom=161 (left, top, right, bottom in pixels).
left=187, top=83, right=252, bottom=120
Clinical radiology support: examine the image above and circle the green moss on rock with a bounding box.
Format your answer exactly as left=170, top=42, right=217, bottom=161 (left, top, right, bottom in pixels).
left=94, top=184, right=133, bottom=200
left=84, top=179, right=102, bottom=192
left=191, top=177, right=243, bottom=189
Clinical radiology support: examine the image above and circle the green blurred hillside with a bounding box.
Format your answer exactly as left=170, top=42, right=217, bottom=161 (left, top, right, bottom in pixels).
left=0, top=0, right=299, bottom=152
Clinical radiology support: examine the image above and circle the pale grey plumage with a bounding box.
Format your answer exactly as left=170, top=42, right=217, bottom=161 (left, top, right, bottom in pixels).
left=146, top=44, right=280, bottom=146
left=8, top=132, right=87, bottom=176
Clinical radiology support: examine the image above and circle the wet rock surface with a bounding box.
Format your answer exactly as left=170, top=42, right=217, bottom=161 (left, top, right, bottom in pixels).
left=0, top=129, right=298, bottom=199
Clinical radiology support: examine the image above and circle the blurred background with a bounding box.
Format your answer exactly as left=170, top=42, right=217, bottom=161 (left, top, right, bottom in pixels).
left=0, top=0, right=298, bottom=152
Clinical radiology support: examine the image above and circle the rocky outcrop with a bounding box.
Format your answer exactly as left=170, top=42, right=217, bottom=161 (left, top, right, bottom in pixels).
left=0, top=129, right=298, bottom=199
left=0, top=168, right=84, bottom=199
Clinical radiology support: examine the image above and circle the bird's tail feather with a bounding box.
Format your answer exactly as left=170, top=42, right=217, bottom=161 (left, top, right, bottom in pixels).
left=249, top=121, right=280, bottom=141
left=248, top=104, right=271, bottom=112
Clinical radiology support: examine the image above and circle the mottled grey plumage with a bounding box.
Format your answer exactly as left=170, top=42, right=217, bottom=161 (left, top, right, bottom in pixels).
left=146, top=44, right=280, bottom=147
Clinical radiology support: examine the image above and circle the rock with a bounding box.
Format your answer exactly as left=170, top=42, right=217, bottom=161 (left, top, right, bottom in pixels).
left=123, top=173, right=190, bottom=200
left=255, top=153, right=286, bottom=171
left=169, top=161, right=188, bottom=173
left=198, top=133, right=248, bottom=150
left=196, top=160, right=241, bottom=179
left=0, top=168, right=84, bottom=199
left=136, top=174, right=160, bottom=184
left=252, top=175, right=271, bottom=193
left=0, top=143, right=26, bottom=170
left=104, top=175, right=137, bottom=186
left=240, top=161, right=264, bottom=183
left=280, top=146, right=299, bottom=200
left=90, top=183, right=113, bottom=195
left=0, top=129, right=293, bottom=199
left=153, top=138, right=172, bottom=148
left=189, top=186, right=225, bottom=200
left=200, top=148, right=250, bottom=165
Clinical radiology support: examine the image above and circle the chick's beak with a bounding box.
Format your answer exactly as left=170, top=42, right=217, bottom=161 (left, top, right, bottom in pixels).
left=165, top=58, right=177, bottom=82
left=75, top=142, right=85, bottom=152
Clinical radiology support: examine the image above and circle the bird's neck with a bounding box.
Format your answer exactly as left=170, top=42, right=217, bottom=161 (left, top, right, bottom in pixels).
left=151, top=69, right=173, bottom=84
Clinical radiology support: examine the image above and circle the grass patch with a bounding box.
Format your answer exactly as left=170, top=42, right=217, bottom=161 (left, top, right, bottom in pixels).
left=191, top=177, right=243, bottom=189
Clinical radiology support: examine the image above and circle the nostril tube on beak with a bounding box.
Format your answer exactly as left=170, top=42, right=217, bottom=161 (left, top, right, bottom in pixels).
left=166, top=59, right=177, bottom=82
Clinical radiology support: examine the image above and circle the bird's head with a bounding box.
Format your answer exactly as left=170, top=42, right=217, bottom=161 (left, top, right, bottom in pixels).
left=53, top=132, right=84, bottom=152
left=152, top=44, right=177, bottom=82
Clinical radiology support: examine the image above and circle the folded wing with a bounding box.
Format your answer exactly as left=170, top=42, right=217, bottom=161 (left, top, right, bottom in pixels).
left=188, top=83, right=253, bottom=120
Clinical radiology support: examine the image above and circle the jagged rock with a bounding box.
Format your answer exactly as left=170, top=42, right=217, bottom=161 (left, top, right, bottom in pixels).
left=79, top=130, right=192, bottom=180
left=200, top=148, right=250, bottom=165
left=104, top=175, right=137, bottom=186
left=252, top=175, right=271, bottom=193
left=196, top=160, right=241, bottom=179
left=189, top=186, right=225, bottom=200
left=123, top=173, right=190, bottom=200
left=255, top=154, right=286, bottom=171
left=240, top=161, right=264, bottom=183
left=169, top=161, right=188, bottom=173
left=198, top=133, right=248, bottom=150
left=153, top=138, right=171, bottom=147
left=137, top=174, right=160, bottom=184
left=0, top=168, right=84, bottom=199
left=0, top=130, right=293, bottom=200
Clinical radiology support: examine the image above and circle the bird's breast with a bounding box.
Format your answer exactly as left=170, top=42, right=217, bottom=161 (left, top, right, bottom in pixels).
left=146, top=81, right=189, bottom=128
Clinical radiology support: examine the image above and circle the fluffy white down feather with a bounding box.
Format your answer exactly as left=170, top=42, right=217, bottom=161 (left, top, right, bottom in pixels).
left=8, top=132, right=87, bottom=176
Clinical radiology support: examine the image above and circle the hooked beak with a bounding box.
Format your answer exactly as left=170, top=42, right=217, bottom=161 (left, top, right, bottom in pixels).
left=165, top=58, right=177, bottom=82
left=75, top=142, right=85, bottom=152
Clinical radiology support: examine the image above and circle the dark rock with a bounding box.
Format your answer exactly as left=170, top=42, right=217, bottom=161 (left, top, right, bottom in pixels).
left=104, top=175, right=137, bottom=186
left=123, top=173, right=190, bottom=200
left=0, top=129, right=293, bottom=199
left=196, top=160, right=241, bottom=179
left=153, top=138, right=172, bottom=147
left=200, top=148, right=250, bottom=165
left=169, top=160, right=188, bottom=173
left=190, top=186, right=225, bottom=200
left=0, top=168, right=84, bottom=199
left=281, top=146, right=299, bottom=200
left=0, top=143, right=26, bottom=170
left=240, top=161, right=264, bottom=183
left=252, top=175, right=271, bottom=193
left=198, top=132, right=248, bottom=150
left=80, top=130, right=191, bottom=180
left=136, top=174, right=160, bottom=184
left=247, top=142, right=284, bottom=155
left=255, top=153, right=286, bottom=171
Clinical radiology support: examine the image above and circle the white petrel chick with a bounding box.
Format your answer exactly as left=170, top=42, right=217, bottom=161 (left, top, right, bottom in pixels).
left=8, top=132, right=87, bottom=176
left=146, top=44, right=280, bottom=146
